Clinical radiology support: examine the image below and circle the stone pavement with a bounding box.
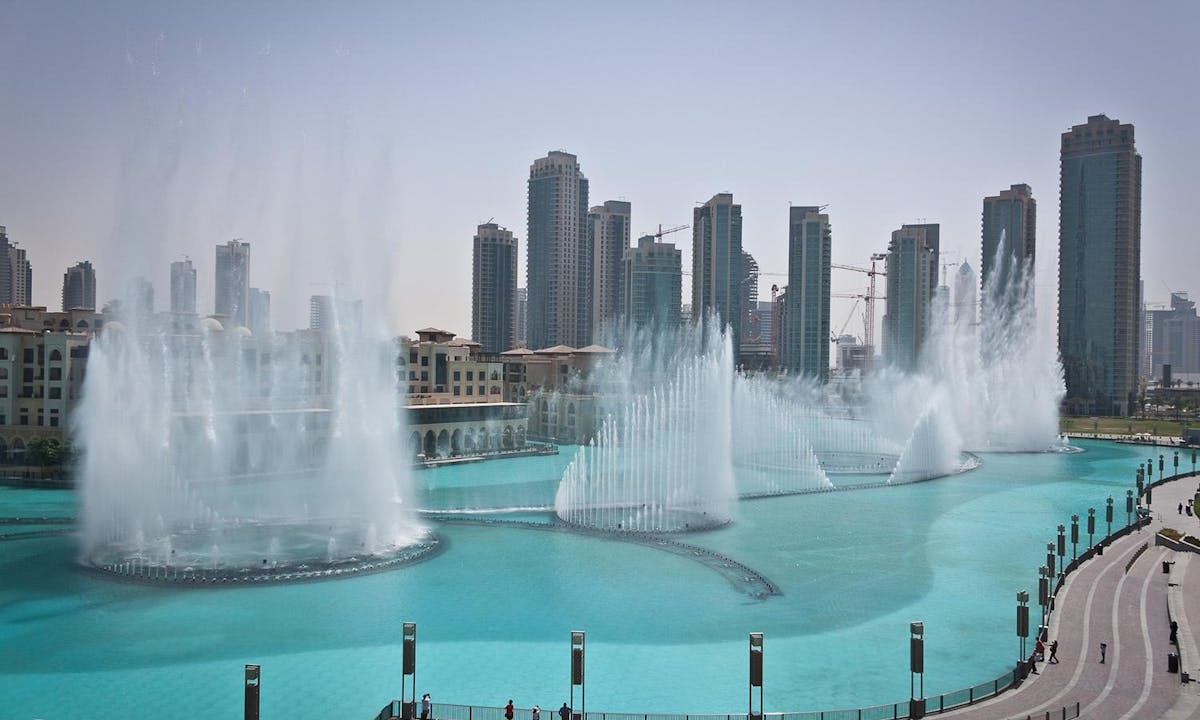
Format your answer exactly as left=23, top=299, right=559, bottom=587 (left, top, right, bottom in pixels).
left=940, top=470, right=1200, bottom=720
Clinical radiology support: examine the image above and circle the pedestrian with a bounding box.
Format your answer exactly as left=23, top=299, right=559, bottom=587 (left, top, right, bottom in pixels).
left=421, top=694, right=431, bottom=720
left=505, top=700, right=515, bottom=720
left=559, top=702, right=571, bottom=720
left=1029, top=654, right=1038, bottom=675
left=1180, top=502, right=1184, bottom=515
left=532, top=706, right=541, bottom=720
left=1100, top=642, right=1107, bottom=664
left=1048, top=640, right=1059, bottom=664
left=1035, top=637, right=1045, bottom=661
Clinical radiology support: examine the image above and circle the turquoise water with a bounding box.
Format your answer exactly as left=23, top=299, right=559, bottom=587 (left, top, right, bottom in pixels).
left=0, top=440, right=1161, bottom=719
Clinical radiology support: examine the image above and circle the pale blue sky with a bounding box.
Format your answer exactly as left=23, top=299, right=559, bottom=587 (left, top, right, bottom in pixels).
left=1, top=0, right=1197, bottom=339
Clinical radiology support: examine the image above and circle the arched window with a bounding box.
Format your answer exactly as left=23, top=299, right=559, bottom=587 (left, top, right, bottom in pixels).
left=49, top=349, right=63, bottom=362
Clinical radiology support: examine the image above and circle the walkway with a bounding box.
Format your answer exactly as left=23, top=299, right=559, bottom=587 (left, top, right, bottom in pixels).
left=942, top=471, right=1200, bottom=720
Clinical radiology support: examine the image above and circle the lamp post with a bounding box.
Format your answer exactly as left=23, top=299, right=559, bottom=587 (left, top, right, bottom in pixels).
left=1137, top=468, right=1144, bottom=499
left=1175, top=450, right=1180, bottom=478
left=1087, top=508, right=1096, bottom=549
left=1057, top=525, right=1066, bottom=569
left=1148, top=459, right=1154, bottom=483
left=1126, top=489, right=1134, bottom=528
left=1160, top=454, right=1165, bottom=480
left=1106, top=497, right=1114, bottom=537
left=402, top=622, right=417, bottom=720
left=1192, top=449, right=1196, bottom=475
left=1071, top=515, right=1079, bottom=560
left=245, top=664, right=260, bottom=720
left=1017, top=591, right=1030, bottom=677
left=1038, top=566, right=1049, bottom=628
left=749, top=633, right=763, bottom=720
left=570, top=631, right=585, bottom=720
left=910, top=621, right=925, bottom=719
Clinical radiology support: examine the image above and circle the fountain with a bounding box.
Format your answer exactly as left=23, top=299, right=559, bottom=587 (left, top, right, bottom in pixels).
left=74, top=310, right=437, bottom=584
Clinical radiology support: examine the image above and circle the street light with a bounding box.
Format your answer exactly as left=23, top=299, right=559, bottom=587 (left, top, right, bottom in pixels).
left=749, top=633, right=763, bottom=719
left=910, top=621, right=925, bottom=719
left=1071, top=515, right=1079, bottom=559
left=1017, top=591, right=1030, bottom=676
left=1160, top=454, right=1165, bottom=480
left=1038, top=566, right=1049, bottom=628
left=1057, top=524, right=1066, bottom=565
left=1137, top=468, right=1144, bottom=499
left=1106, top=497, right=1114, bottom=537
left=1087, top=508, right=1096, bottom=549
left=1175, top=450, right=1180, bottom=478
left=1046, top=542, right=1056, bottom=581
left=1126, top=489, right=1134, bottom=527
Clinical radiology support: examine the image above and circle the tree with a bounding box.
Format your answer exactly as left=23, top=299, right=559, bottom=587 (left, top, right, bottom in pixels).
left=25, top=438, right=71, bottom=466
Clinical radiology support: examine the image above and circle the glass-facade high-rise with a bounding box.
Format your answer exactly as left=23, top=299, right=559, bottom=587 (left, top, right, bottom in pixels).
left=784, top=206, right=831, bottom=380
left=1058, top=114, right=1142, bottom=416
left=472, top=222, right=518, bottom=355
left=527, top=151, right=590, bottom=349
left=588, top=200, right=631, bottom=342
left=215, top=239, right=251, bottom=327
left=0, top=227, right=32, bottom=306
left=623, top=235, right=682, bottom=333
left=62, top=261, right=96, bottom=311
left=883, top=224, right=939, bottom=370
left=692, top=193, right=743, bottom=356
left=981, top=183, right=1036, bottom=302
left=169, top=258, right=197, bottom=314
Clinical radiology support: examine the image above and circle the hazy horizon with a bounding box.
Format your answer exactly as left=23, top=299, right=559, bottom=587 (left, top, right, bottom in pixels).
left=2, top=1, right=1197, bottom=344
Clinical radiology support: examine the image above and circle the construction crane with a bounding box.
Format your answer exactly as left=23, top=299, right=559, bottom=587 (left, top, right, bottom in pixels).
left=831, top=255, right=887, bottom=369
left=652, top=223, right=689, bottom=241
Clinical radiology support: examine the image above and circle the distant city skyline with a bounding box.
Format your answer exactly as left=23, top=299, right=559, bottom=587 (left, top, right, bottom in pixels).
left=1, top=2, right=1197, bottom=340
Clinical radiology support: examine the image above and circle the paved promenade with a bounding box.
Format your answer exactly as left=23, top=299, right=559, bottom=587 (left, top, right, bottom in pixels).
left=942, top=470, right=1200, bottom=720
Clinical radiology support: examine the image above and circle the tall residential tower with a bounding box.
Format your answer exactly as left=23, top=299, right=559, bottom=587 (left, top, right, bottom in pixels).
left=472, top=222, right=518, bottom=355
left=692, top=192, right=743, bottom=356
left=883, top=223, right=939, bottom=370
left=215, top=239, right=251, bottom=326
left=62, top=261, right=96, bottom=311
left=981, top=183, right=1036, bottom=300
left=0, top=227, right=32, bottom=306
left=526, top=151, right=590, bottom=349
left=170, top=258, right=197, bottom=314
left=588, top=200, right=631, bottom=341
left=1058, top=114, right=1142, bottom=416
left=784, top=206, right=832, bottom=379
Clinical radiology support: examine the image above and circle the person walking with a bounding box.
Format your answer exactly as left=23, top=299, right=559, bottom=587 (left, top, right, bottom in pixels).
left=1048, top=640, right=1059, bottom=664
left=1100, top=642, right=1107, bottom=663
left=505, top=700, right=515, bottom=720
left=421, top=694, right=431, bottom=720
left=559, top=702, right=571, bottom=720
left=532, top=706, right=541, bottom=720
left=1035, top=637, right=1045, bottom=661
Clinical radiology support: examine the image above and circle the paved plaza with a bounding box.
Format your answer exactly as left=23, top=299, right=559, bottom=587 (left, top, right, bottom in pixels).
left=942, top=469, right=1200, bottom=720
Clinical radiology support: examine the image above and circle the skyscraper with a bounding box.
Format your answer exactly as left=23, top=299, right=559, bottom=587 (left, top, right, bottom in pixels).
left=248, top=288, right=271, bottom=337
left=1058, top=114, right=1142, bottom=416
left=0, top=227, right=32, bottom=306
left=623, top=235, right=682, bottom=332
left=309, top=294, right=363, bottom=334
left=588, top=200, right=631, bottom=340
left=785, top=206, right=832, bottom=380
left=126, top=276, right=154, bottom=320
left=62, top=261, right=96, bottom=311
left=883, top=223, right=939, bottom=370
left=472, top=222, right=518, bottom=354
left=527, top=151, right=589, bottom=349
left=981, top=184, right=1036, bottom=301
left=692, top=192, right=743, bottom=355
left=215, top=239, right=251, bottom=326
left=170, top=258, right=197, bottom=314
left=515, top=287, right=527, bottom=348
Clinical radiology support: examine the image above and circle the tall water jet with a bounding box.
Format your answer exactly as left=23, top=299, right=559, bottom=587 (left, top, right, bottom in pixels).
left=554, top=329, right=735, bottom=532
left=74, top=311, right=436, bottom=584
left=732, top=375, right=832, bottom=496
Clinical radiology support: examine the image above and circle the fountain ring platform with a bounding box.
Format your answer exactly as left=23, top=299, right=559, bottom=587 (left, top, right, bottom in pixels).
left=80, top=520, right=443, bottom=586
left=555, top=506, right=732, bottom=534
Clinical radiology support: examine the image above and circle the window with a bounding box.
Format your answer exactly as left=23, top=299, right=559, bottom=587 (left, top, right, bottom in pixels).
left=466, top=386, right=473, bottom=396
left=421, top=371, right=428, bottom=381
left=19, top=413, right=28, bottom=426
left=22, top=368, right=33, bottom=382
left=49, top=367, right=62, bottom=381
left=0, top=348, right=6, bottom=360
left=467, top=371, right=474, bottom=381
left=453, top=387, right=461, bottom=396
left=421, top=356, right=429, bottom=367
left=478, top=385, right=484, bottom=396
left=23, top=349, right=33, bottom=363
left=49, top=415, right=59, bottom=427
left=49, top=349, right=62, bottom=362
left=453, top=371, right=461, bottom=381
left=49, top=387, right=61, bottom=399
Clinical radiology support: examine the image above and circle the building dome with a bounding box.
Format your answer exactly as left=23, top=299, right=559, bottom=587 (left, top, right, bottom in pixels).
left=235, top=326, right=253, bottom=338
left=201, top=317, right=224, bottom=333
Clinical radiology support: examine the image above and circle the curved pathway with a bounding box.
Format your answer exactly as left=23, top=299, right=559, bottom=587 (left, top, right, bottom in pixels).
left=942, top=471, right=1200, bottom=720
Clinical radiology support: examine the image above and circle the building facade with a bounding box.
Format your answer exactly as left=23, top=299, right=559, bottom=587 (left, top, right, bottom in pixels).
left=515, top=287, right=527, bottom=348
left=471, top=223, right=518, bottom=355
left=0, top=227, right=32, bottom=306
left=62, top=261, right=96, bottom=311
left=785, top=206, right=831, bottom=379
left=588, top=200, right=631, bottom=341
left=883, top=223, right=939, bottom=370
left=215, top=239, right=251, bottom=327
left=692, top=193, right=744, bottom=356
left=170, top=258, right=197, bottom=315
left=1147, top=292, right=1200, bottom=381
left=248, top=288, right=271, bottom=338
left=527, top=151, right=590, bottom=349
left=623, top=235, right=682, bottom=333
left=1058, top=114, right=1142, bottom=416
left=981, top=183, right=1036, bottom=300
